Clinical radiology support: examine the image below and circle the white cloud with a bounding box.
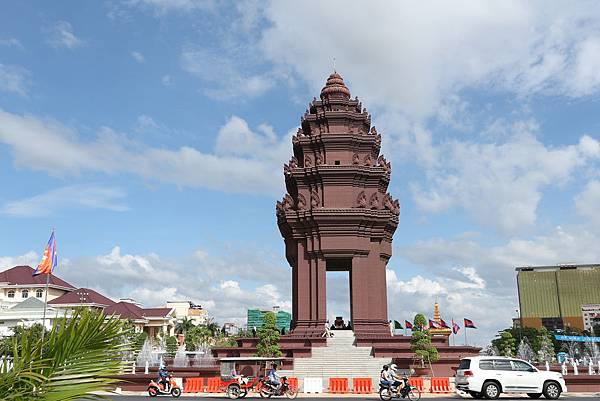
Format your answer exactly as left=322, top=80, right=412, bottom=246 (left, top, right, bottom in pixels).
left=2, top=185, right=129, bottom=218
left=410, top=126, right=600, bottom=235
left=161, top=74, right=172, bottom=86
left=0, top=251, right=38, bottom=271
left=0, top=64, right=30, bottom=96
left=260, top=2, right=600, bottom=120
left=46, top=21, right=84, bottom=49
left=134, top=114, right=160, bottom=133
left=575, top=180, right=600, bottom=225
left=127, top=0, right=214, bottom=15
left=181, top=47, right=273, bottom=100
left=53, top=245, right=291, bottom=325
left=0, top=109, right=290, bottom=196
left=0, top=38, right=24, bottom=50
left=131, top=51, right=145, bottom=63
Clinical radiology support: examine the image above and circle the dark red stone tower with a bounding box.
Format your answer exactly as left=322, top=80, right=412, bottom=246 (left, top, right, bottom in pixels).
left=277, top=72, right=400, bottom=338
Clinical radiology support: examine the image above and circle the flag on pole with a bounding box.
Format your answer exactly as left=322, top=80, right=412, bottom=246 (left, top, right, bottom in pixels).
left=404, top=320, right=413, bottom=329
left=394, top=320, right=403, bottom=330
left=464, top=318, right=477, bottom=329
left=452, top=319, right=460, bottom=334
left=33, top=231, right=57, bottom=276
left=428, top=319, right=441, bottom=329
left=439, top=319, right=450, bottom=329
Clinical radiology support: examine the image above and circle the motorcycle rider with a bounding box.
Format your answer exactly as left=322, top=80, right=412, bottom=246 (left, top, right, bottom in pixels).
left=158, top=363, right=170, bottom=392
left=267, top=363, right=282, bottom=394
left=389, top=364, right=404, bottom=394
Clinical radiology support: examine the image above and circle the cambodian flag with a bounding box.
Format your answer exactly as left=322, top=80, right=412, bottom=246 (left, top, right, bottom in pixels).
left=464, top=318, right=477, bottom=329
left=452, top=319, right=460, bottom=334
left=404, top=320, right=413, bottom=329
left=33, top=231, right=57, bottom=276
left=439, top=319, right=450, bottom=329
left=428, top=319, right=441, bottom=329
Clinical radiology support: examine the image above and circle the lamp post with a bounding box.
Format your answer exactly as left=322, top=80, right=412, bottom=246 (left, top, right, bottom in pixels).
left=516, top=308, right=523, bottom=342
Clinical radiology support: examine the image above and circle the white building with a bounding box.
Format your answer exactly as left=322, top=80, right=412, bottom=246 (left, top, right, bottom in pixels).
left=166, top=300, right=206, bottom=326
left=0, top=266, right=75, bottom=310
left=581, top=304, right=600, bottom=332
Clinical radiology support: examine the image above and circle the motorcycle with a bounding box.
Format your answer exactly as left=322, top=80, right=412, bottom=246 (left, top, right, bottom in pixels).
left=379, top=376, right=421, bottom=401
left=148, top=374, right=182, bottom=397
left=259, top=376, right=298, bottom=399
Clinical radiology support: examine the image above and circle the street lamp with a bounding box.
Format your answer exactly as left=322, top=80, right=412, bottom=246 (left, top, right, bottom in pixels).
left=516, top=308, right=523, bottom=342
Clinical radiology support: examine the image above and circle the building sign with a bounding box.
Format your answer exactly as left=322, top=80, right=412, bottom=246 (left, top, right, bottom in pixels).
left=554, top=334, right=600, bottom=342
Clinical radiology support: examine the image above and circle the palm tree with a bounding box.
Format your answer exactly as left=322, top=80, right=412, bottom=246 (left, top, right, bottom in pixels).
left=175, top=316, right=195, bottom=335
left=0, top=308, right=131, bottom=401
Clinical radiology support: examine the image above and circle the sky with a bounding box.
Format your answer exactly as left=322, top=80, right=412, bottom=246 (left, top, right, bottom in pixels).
left=1, top=1, right=600, bottom=346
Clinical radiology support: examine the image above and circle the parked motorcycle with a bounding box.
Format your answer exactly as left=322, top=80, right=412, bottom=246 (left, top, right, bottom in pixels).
left=148, top=374, right=182, bottom=397
left=379, top=376, right=421, bottom=401
left=259, top=376, right=298, bottom=399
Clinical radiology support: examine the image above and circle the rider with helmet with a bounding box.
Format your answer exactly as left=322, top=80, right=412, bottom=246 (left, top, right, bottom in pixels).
left=158, top=363, right=170, bottom=392
left=389, top=364, right=404, bottom=393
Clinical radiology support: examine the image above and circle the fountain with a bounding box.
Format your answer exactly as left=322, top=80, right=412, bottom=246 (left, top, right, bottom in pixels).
left=588, top=360, right=594, bottom=375
left=173, top=345, right=188, bottom=367
left=136, top=338, right=163, bottom=368
left=561, top=362, right=567, bottom=375
left=517, top=339, right=535, bottom=362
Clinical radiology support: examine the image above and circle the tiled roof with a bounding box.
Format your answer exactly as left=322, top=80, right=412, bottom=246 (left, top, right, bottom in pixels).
left=142, top=308, right=172, bottom=317
left=0, top=266, right=75, bottom=289
left=48, top=287, right=115, bottom=306
left=104, top=303, right=173, bottom=320
left=105, top=301, right=145, bottom=320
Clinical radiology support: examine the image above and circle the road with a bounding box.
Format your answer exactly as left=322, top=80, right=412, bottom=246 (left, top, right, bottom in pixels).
left=94, top=396, right=598, bottom=401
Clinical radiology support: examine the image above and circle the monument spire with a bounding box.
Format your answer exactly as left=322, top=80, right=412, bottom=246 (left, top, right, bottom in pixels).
left=277, top=72, right=400, bottom=338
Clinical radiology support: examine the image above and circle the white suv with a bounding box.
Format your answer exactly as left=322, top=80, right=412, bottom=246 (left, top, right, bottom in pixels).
left=455, top=356, right=566, bottom=399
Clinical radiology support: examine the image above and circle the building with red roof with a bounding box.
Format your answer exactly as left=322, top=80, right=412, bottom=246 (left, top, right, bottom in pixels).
left=0, top=265, right=75, bottom=310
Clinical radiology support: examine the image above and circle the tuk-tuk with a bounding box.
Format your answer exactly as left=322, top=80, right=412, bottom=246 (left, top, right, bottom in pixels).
left=219, top=357, right=296, bottom=399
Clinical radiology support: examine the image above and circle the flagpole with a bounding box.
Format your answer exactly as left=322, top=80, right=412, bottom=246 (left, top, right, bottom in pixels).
left=40, top=271, right=50, bottom=344
left=464, top=326, right=468, bottom=346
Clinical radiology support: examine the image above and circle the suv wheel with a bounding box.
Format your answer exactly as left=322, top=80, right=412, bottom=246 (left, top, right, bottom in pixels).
left=483, top=382, right=501, bottom=400
left=543, top=381, right=561, bottom=400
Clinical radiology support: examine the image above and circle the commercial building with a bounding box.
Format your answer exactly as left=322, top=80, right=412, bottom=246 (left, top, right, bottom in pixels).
left=166, top=300, right=206, bottom=326
left=516, top=264, right=600, bottom=331
left=246, top=306, right=291, bottom=332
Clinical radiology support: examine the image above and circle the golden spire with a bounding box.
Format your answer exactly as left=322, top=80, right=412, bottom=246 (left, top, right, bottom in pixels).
left=434, top=301, right=441, bottom=322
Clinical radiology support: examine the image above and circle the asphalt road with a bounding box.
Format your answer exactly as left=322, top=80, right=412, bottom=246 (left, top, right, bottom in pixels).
left=95, top=396, right=598, bottom=401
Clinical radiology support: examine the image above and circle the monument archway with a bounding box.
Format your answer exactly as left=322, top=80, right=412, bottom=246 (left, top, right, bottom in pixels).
left=276, top=72, right=400, bottom=338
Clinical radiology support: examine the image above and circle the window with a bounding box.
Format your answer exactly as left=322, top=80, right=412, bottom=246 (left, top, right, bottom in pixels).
left=7, top=290, right=15, bottom=298
left=334, top=160, right=341, bottom=165
left=492, top=359, right=513, bottom=371
left=512, top=360, right=534, bottom=371
left=22, top=289, right=29, bottom=299
left=479, top=360, right=494, bottom=370
left=36, top=289, right=43, bottom=298
left=458, top=359, right=471, bottom=369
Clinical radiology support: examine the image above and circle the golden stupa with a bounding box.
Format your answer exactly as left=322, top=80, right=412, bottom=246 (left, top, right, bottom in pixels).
left=429, top=301, right=452, bottom=336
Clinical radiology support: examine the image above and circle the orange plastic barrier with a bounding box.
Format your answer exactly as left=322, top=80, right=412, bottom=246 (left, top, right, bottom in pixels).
left=430, top=377, right=451, bottom=393
left=329, top=377, right=349, bottom=394
left=352, top=378, right=372, bottom=394
left=408, top=377, right=425, bottom=392
left=206, top=377, right=223, bottom=393
left=184, top=377, right=204, bottom=393
left=286, top=377, right=299, bottom=389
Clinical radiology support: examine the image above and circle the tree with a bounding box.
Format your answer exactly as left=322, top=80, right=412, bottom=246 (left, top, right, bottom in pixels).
left=492, top=330, right=517, bottom=357
left=175, top=317, right=195, bottom=335
left=410, top=313, right=439, bottom=366
left=165, top=336, right=178, bottom=358
left=0, top=308, right=130, bottom=401
left=185, top=325, right=213, bottom=352
left=256, top=312, right=282, bottom=357
left=537, top=327, right=555, bottom=363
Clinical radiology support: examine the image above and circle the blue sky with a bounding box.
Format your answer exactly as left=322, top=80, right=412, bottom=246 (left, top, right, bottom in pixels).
left=1, top=1, right=600, bottom=344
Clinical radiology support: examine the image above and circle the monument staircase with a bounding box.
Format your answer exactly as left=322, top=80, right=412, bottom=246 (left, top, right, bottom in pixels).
left=281, top=330, right=390, bottom=385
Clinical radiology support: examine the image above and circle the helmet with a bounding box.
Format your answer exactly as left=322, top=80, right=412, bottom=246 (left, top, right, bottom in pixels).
left=390, top=364, right=398, bottom=371
left=382, top=364, right=389, bottom=370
